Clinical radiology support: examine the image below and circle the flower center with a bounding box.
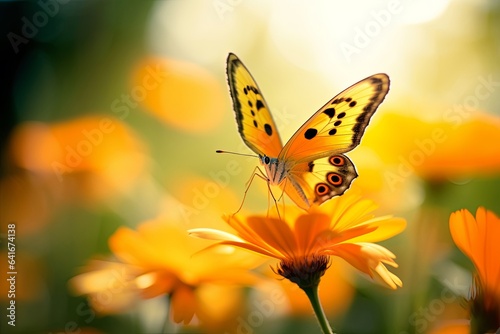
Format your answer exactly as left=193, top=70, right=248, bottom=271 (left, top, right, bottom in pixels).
left=276, top=255, right=330, bottom=288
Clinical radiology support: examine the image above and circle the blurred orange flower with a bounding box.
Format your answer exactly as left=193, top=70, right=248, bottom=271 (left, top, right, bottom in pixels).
left=0, top=172, right=54, bottom=235
left=190, top=191, right=406, bottom=290
left=9, top=116, right=146, bottom=201
left=449, top=207, right=500, bottom=333
left=69, top=219, right=261, bottom=329
left=362, top=111, right=500, bottom=183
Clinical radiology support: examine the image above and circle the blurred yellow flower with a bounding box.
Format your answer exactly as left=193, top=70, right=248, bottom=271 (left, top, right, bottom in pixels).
left=70, top=220, right=261, bottom=329
left=131, top=57, right=226, bottom=133
left=190, top=191, right=406, bottom=290
left=449, top=207, right=500, bottom=333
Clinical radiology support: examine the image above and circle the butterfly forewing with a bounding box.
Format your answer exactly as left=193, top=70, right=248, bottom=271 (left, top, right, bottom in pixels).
left=226, top=53, right=283, bottom=157
left=279, top=74, right=390, bottom=162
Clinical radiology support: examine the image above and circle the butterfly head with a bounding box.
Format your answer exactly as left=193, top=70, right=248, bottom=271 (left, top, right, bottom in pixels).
left=259, top=155, right=286, bottom=185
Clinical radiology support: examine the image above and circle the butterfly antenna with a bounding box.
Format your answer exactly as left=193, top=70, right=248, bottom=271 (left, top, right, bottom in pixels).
left=216, top=150, right=258, bottom=158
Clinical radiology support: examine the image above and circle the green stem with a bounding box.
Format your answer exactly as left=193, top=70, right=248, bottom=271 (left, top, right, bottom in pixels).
left=302, top=284, right=335, bottom=334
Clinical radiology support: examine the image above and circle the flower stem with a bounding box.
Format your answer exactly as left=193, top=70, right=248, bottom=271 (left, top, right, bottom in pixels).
left=302, top=284, right=335, bottom=334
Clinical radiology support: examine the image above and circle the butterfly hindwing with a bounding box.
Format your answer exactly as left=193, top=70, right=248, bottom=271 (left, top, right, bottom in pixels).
left=279, top=74, right=390, bottom=162
left=281, top=154, right=358, bottom=210
left=226, top=53, right=283, bottom=157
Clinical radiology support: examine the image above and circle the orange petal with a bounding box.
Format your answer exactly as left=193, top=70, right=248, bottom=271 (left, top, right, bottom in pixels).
left=294, top=212, right=330, bottom=256
left=225, top=215, right=295, bottom=259
left=170, top=284, right=197, bottom=325
left=450, top=207, right=500, bottom=306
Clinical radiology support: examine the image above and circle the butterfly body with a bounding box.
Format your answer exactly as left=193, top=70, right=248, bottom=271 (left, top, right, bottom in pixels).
left=226, top=53, right=389, bottom=210
left=260, top=155, right=287, bottom=184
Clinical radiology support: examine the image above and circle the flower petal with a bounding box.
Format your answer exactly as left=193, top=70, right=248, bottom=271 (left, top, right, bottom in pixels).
left=294, top=212, right=331, bottom=256
left=327, top=243, right=402, bottom=289
left=171, top=283, right=197, bottom=324
left=225, top=214, right=296, bottom=259
left=188, top=228, right=244, bottom=242
left=450, top=207, right=500, bottom=308
left=346, top=217, right=407, bottom=243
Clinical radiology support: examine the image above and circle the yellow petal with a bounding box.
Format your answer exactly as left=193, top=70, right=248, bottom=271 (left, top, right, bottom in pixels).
left=346, top=217, right=407, bottom=243
left=327, top=243, right=402, bottom=289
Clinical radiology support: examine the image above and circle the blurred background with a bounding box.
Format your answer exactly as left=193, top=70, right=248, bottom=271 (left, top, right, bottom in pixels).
left=1, top=0, right=499, bottom=333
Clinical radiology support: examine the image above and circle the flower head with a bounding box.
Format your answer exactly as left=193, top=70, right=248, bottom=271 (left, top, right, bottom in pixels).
left=190, top=191, right=406, bottom=290
left=449, top=207, right=500, bottom=332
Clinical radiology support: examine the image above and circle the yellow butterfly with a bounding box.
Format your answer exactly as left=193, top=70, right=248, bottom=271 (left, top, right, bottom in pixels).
left=225, top=53, right=390, bottom=211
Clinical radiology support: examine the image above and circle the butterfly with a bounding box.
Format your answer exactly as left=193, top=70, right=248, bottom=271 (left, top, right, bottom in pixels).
left=225, top=53, right=390, bottom=211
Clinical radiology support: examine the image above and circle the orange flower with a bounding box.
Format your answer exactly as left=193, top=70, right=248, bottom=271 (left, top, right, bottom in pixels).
left=449, top=207, right=500, bottom=332
left=70, top=220, right=261, bottom=329
left=190, top=191, right=406, bottom=290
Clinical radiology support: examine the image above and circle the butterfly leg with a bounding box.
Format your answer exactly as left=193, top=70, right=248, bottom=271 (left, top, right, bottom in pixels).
left=265, top=179, right=282, bottom=221
left=233, top=166, right=282, bottom=220
left=232, top=166, right=268, bottom=216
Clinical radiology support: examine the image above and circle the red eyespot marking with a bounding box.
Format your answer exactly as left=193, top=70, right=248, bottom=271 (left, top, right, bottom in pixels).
left=329, top=155, right=345, bottom=166
left=315, top=183, right=331, bottom=196
left=327, top=172, right=343, bottom=186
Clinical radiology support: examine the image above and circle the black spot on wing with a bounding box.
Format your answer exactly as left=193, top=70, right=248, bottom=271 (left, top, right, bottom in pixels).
left=323, top=108, right=336, bottom=118
left=304, top=128, right=317, bottom=140
left=256, top=100, right=265, bottom=110
left=264, top=123, right=273, bottom=136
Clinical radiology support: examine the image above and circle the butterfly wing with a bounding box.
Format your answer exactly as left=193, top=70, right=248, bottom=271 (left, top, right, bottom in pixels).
left=226, top=53, right=283, bottom=157
left=281, top=154, right=358, bottom=210
left=279, top=74, right=390, bottom=209
left=279, top=73, right=390, bottom=162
